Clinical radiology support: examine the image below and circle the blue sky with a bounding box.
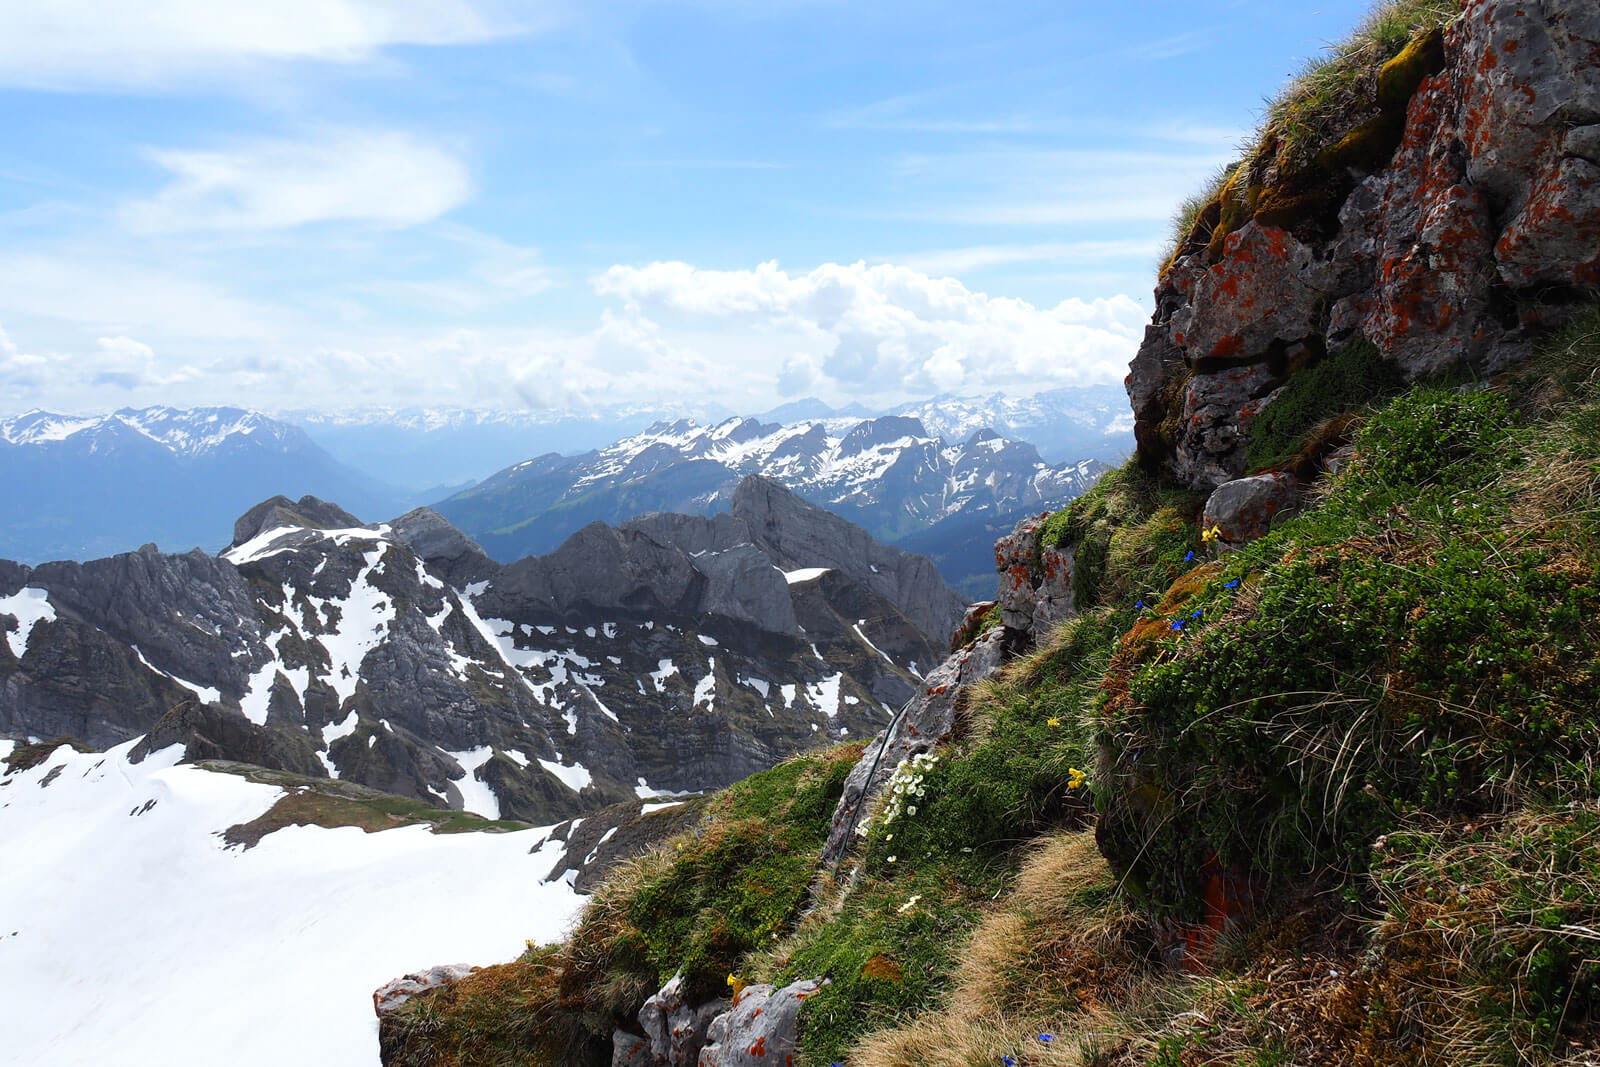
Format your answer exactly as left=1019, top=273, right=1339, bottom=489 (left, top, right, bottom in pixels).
left=0, top=0, right=1380, bottom=416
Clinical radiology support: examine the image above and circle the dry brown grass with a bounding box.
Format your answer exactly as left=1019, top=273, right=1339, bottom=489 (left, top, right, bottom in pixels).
left=846, top=831, right=1158, bottom=1067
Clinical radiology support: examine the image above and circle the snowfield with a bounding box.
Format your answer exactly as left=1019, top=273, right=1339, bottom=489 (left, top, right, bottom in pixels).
left=0, top=739, right=584, bottom=1067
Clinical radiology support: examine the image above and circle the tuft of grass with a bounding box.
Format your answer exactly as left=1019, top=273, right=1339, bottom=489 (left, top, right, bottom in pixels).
left=560, top=745, right=862, bottom=1007
left=1161, top=0, right=1460, bottom=272
left=380, top=945, right=607, bottom=1067
left=1039, top=462, right=1204, bottom=614
left=2, top=736, right=92, bottom=775
left=845, top=832, right=1154, bottom=1067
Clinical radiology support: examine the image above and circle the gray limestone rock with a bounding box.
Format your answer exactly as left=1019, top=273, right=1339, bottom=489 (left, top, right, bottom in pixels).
left=372, top=964, right=479, bottom=1016
left=1202, top=474, right=1302, bottom=548
left=387, top=507, right=496, bottom=587
left=1496, top=155, right=1600, bottom=288
left=730, top=476, right=965, bottom=644
left=1458, top=0, right=1600, bottom=213
left=994, top=513, right=1074, bottom=643
left=639, top=972, right=728, bottom=1067
left=1170, top=363, right=1285, bottom=492
left=1169, top=223, right=1331, bottom=365
left=231, top=494, right=365, bottom=548
left=697, top=979, right=826, bottom=1067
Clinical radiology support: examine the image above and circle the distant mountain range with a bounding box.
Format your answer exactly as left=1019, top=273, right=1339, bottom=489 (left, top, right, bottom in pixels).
left=0, top=393, right=1124, bottom=594
left=282, top=384, right=1132, bottom=491
left=433, top=415, right=1108, bottom=597
left=0, top=407, right=413, bottom=564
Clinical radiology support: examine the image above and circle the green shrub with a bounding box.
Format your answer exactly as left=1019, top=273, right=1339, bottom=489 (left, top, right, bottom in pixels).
left=1246, top=339, right=1404, bottom=471
left=1095, top=379, right=1600, bottom=919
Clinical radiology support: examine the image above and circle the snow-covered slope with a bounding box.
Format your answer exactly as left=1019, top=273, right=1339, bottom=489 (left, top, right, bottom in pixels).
left=0, top=738, right=582, bottom=1067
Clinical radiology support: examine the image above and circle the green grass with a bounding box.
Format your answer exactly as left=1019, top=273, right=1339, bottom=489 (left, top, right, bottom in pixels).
left=209, top=763, right=532, bottom=847
left=1245, top=338, right=1405, bottom=472
left=1038, top=461, right=1204, bottom=612
left=562, top=745, right=862, bottom=1008
left=1096, top=366, right=1600, bottom=919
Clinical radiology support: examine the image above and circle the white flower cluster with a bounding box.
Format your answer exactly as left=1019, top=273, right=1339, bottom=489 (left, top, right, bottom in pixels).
left=855, top=751, right=938, bottom=841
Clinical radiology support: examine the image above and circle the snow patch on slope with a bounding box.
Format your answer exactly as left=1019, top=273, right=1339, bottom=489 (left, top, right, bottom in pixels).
left=0, top=587, right=56, bottom=658
left=0, top=740, right=581, bottom=1067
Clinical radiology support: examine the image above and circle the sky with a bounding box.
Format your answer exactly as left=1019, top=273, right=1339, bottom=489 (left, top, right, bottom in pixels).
left=0, top=0, right=1383, bottom=417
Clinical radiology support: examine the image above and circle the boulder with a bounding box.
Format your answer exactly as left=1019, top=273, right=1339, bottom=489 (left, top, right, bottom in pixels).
left=1202, top=474, right=1301, bottom=547
left=614, top=1032, right=653, bottom=1065
left=1496, top=155, right=1600, bottom=288
left=372, top=964, right=478, bottom=1016
left=1169, top=223, right=1330, bottom=364
left=1169, top=363, right=1285, bottom=492
left=697, top=979, right=827, bottom=1067
left=1457, top=0, right=1600, bottom=213
left=638, top=972, right=728, bottom=1067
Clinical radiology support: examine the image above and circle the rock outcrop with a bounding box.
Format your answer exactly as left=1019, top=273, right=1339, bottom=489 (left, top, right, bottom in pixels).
left=994, top=513, right=1075, bottom=648
left=1132, top=0, right=1600, bottom=494
left=697, top=979, right=826, bottom=1067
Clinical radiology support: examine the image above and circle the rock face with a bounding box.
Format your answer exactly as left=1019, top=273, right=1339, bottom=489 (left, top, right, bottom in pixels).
left=994, top=513, right=1075, bottom=647
left=697, top=979, right=826, bottom=1067
left=821, top=627, right=1006, bottom=864
left=1131, top=0, right=1600, bottom=493
left=635, top=973, right=729, bottom=1067
left=2, top=479, right=963, bottom=827
left=372, top=965, right=479, bottom=1017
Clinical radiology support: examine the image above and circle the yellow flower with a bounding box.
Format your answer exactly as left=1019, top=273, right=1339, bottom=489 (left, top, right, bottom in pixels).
left=1067, top=767, right=1087, bottom=789
left=1047, top=717, right=1061, bottom=727
left=727, top=973, right=747, bottom=997
left=1200, top=524, right=1222, bottom=544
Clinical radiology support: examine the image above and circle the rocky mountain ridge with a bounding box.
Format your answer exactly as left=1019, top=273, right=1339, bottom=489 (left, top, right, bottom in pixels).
left=1, top=476, right=962, bottom=825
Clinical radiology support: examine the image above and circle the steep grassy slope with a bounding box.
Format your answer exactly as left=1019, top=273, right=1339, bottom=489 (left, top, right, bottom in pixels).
left=386, top=306, right=1600, bottom=1066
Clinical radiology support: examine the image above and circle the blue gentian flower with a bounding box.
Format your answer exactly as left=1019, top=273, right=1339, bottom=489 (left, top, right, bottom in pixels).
left=1170, top=619, right=1184, bottom=631
left=1184, top=550, right=1194, bottom=562
left=1224, top=579, right=1239, bottom=588
left=1038, top=1033, right=1055, bottom=1043
left=1001, top=1058, right=1016, bottom=1066
left=1191, top=609, right=1203, bottom=618
left=1135, top=600, right=1144, bottom=610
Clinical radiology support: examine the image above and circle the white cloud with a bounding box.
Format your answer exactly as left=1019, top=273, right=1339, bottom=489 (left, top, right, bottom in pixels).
left=593, top=259, right=1148, bottom=398
left=122, top=130, right=472, bottom=233
left=0, top=324, right=50, bottom=393
left=891, top=239, right=1164, bottom=277
left=0, top=252, right=271, bottom=338
left=889, top=147, right=1236, bottom=227
left=0, top=1, right=529, bottom=90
